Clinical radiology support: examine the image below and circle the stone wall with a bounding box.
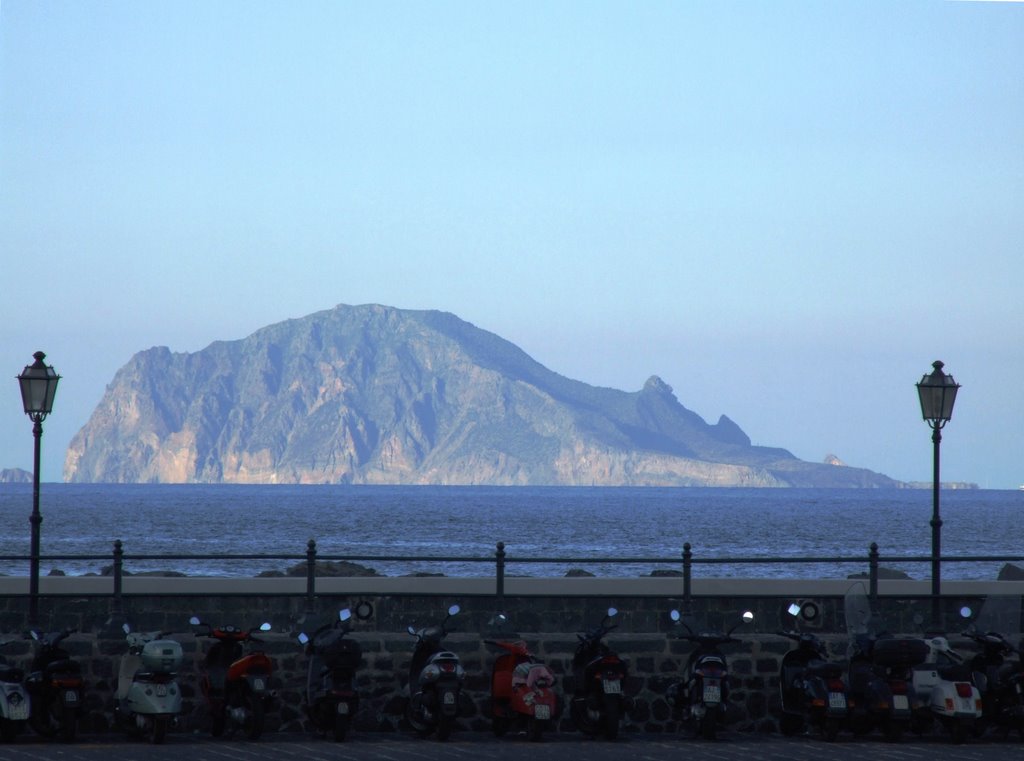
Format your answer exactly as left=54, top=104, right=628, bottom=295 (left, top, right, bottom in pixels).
left=0, top=584, right=1002, bottom=737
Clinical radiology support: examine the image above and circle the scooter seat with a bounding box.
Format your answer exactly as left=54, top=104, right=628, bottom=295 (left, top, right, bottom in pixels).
left=806, top=661, right=843, bottom=679
left=937, top=663, right=972, bottom=682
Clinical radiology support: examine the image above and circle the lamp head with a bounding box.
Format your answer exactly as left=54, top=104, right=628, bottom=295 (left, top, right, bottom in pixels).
left=17, top=351, right=60, bottom=422
left=916, top=360, right=959, bottom=429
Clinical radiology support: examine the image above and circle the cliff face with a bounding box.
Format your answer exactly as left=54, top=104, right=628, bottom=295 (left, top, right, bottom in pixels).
left=65, top=304, right=898, bottom=487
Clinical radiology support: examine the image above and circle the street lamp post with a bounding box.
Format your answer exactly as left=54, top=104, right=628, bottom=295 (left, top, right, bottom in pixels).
left=17, top=351, right=60, bottom=625
left=915, top=360, right=959, bottom=628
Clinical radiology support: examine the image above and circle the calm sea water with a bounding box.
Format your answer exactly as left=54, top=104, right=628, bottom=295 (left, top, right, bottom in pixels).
left=0, top=485, right=1020, bottom=580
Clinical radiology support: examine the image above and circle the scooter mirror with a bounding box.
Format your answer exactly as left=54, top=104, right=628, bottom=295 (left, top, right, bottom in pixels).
left=742, top=611, right=755, bottom=624
left=339, top=608, right=352, bottom=622
left=189, top=616, right=201, bottom=626
left=122, top=623, right=131, bottom=634
left=448, top=604, right=461, bottom=617
left=407, top=625, right=417, bottom=636
left=670, top=609, right=681, bottom=622
left=260, top=622, right=272, bottom=632
left=607, top=607, right=618, bottom=618
left=786, top=602, right=802, bottom=617
left=297, top=632, right=309, bottom=645
left=960, top=606, right=973, bottom=619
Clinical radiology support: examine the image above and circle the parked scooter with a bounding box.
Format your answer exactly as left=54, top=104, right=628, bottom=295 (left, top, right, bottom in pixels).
left=114, top=623, right=184, bottom=744
left=484, top=613, right=559, bottom=741
left=189, top=616, right=274, bottom=740
left=570, top=607, right=629, bottom=741
left=297, top=608, right=362, bottom=741
left=668, top=608, right=753, bottom=740
left=962, top=595, right=1024, bottom=739
left=406, top=604, right=466, bottom=741
left=25, top=628, right=85, bottom=742
left=844, top=583, right=925, bottom=742
left=909, top=616, right=983, bottom=744
left=777, top=602, right=849, bottom=742
left=0, top=638, right=30, bottom=743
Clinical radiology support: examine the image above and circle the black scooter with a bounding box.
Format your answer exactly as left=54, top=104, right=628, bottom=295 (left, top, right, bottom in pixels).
left=844, top=583, right=923, bottom=742
left=667, top=608, right=752, bottom=740
left=406, top=604, right=465, bottom=741
left=297, top=608, right=362, bottom=741
left=25, top=628, right=84, bottom=742
left=777, top=601, right=849, bottom=742
left=570, top=607, right=630, bottom=741
left=963, top=596, right=1024, bottom=739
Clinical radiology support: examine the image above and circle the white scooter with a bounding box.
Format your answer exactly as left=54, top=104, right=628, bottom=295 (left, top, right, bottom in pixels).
left=910, top=620, right=983, bottom=744
left=114, top=624, right=184, bottom=744
left=0, top=638, right=31, bottom=743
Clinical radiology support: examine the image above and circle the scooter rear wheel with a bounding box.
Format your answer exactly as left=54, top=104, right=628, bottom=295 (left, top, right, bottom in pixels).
left=333, top=713, right=349, bottom=742
left=59, top=705, right=78, bottom=743
left=603, top=696, right=620, bottom=741
left=436, top=714, right=454, bottom=742
left=491, top=716, right=509, bottom=737
left=699, top=713, right=717, bottom=741
left=527, top=717, right=546, bottom=742
left=242, top=691, right=264, bottom=741
left=151, top=715, right=169, bottom=745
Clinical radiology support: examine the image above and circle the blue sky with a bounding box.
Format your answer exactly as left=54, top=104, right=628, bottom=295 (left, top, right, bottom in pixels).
left=2, top=1, right=1021, bottom=488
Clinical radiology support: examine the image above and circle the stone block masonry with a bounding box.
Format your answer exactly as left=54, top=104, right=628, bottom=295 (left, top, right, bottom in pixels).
left=0, top=577, right=1017, bottom=737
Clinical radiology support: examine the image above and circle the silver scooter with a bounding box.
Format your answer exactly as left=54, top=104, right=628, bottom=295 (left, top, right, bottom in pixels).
left=114, top=623, right=184, bottom=744
left=0, top=638, right=31, bottom=743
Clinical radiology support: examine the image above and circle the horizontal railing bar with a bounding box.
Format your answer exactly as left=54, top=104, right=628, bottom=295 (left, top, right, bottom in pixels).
left=2, top=553, right=1024, bottom=565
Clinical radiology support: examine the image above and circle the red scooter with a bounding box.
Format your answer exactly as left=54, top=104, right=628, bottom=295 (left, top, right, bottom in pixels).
left=189, top=616, right=273, bottom=740
left=485, top=615, right=559, bottom=741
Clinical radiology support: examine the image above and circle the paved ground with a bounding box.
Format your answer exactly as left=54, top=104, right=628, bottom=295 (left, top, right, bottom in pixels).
left=2, top=731, right=1024, bottom=761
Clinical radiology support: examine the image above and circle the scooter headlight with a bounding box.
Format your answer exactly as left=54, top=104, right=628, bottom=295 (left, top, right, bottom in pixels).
left=421, top=664, right=441, bottom=682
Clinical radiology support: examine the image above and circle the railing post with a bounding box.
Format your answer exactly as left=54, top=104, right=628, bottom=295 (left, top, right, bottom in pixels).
left=868, top=542, right=879, bottom=602
left=305, top=538, right=317, bottom=614
left=495, top=541, right=506, bottom=612
left=682, top=543, right=692, bottom=616
left=112, top=539, right=123, bottom=615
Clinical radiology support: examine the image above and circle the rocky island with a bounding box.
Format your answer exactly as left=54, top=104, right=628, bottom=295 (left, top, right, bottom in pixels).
left=65, top=304, right=898, bottom=487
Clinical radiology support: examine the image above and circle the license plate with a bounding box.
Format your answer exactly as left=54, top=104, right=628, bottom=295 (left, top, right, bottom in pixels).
left=828, top=692, right=846, bottom=709
left=65, top=690, right=79, bottom=705
left=603, top=679, right=621, bottom=694
left=958, top=698, right=974, bottom=712
left=703, top=684, right=721, bottom=704
left=337, top=702, right=349, bottom=715
left=7, top=701, right=29, bottom=721
left=443, top=691, right=456, bottom=705
left=253, top=678, right=265, bottom=691
left=893, top=695, right=909, bottom=711
left=156, top=684, right=168, bottom=697
left=535, top=704, right=551, bottom=720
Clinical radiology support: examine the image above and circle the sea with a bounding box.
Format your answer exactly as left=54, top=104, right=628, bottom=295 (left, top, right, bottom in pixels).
left=0, top=485, right=1020, bottom=581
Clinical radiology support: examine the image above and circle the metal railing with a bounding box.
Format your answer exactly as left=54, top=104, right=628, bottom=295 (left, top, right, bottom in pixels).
left=4, top=539, right=1024, bottom=618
